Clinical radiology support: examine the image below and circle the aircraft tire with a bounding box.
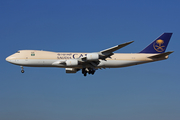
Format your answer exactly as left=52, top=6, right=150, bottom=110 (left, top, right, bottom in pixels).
left=83, top=70, right=87, bottom=76
left=84, top=72, right=87, bottom=76
left=21, top=70, right=24, bottom=73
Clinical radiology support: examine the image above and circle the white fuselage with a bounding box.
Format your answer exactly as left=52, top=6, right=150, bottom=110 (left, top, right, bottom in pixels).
left=6, top=50, right=167, bottom=69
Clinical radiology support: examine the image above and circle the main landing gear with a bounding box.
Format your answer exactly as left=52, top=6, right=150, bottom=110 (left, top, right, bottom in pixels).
left=82, top=68, right=96, bottom=76
left=20, top=66, right=24, bottom=73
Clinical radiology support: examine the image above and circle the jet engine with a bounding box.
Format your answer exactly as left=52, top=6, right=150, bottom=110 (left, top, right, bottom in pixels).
left=66, top=59, right=78, bottom=66
left=86, top=53, right=99, bottom=61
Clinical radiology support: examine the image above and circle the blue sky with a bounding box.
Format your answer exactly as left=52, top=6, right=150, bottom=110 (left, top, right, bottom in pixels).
left=0, top=0, right=180, bottom=120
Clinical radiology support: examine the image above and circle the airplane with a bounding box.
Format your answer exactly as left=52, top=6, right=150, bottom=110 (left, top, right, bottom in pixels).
left=6, top=33, right=173, bottom=76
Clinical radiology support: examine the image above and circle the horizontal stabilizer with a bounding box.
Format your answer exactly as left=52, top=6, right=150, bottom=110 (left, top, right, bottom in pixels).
left=148, top=51, right=174, bottom=59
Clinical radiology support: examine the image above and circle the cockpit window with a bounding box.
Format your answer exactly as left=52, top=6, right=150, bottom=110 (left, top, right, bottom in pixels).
left=16, top=51, right=20, bottom=53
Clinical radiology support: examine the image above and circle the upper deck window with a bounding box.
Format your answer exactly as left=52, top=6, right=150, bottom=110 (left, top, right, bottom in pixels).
left=16, top=51, right=20, bottom=53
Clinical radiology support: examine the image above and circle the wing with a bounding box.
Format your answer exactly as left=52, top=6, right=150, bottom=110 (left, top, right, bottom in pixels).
left=98, top=41, right=134, bottom=59
left=52, top=41, right=134, bottom=67
left=52, top=41, right=134, bottom=74
left=100, top=41, right=134, bottom=54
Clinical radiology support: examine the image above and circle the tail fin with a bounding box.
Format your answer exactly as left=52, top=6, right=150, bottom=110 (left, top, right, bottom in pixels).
left=139, top=33, right=173, bottom=53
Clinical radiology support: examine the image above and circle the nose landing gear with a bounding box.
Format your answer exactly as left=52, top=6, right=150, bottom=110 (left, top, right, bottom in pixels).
left=20, top=66, right=24, bottom=73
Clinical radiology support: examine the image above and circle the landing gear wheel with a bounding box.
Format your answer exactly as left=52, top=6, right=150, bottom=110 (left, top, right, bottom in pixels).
left=88, top=70, right=92, bottom=74
left=82, top=68, right=85, bottom=74
left=92, top=70, right=95, bottom=75
left=21, top=70, right=24, bottom=73
left=84, top=71, right=87, bottom=76
left=84, top=73, right=87, bottom=76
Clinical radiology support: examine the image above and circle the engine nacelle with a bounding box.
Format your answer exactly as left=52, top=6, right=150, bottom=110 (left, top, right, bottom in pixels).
left=66, top=59, right=78, bottom=66
left=65, top=68, right=78, bottom=73
left=86, top=53, right=99, bottom=61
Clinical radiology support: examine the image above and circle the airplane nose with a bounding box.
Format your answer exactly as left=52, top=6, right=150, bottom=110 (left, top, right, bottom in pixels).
left=6, top=52, right=19, bottom=64
left=6, top=55, right=15, bottom=63
left=6, top=56, right=11, bottom=62
left=6, top=56, right=10, bottom=61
